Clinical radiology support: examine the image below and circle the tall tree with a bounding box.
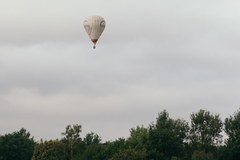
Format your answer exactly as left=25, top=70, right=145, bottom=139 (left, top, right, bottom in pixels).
left=83, top=132, right=101, bottom=145
left=75, top=132, right=103, bottom=160
left=148, top=110, right=189, bottom=160
left=61, top=124, right=82, bottom=160
left=126, top=125, right=148, bottom=150
left=224, top=109, right=240, bottom=160
left=189, top=109, right=223, bottom=155
left=0, top=128, right=35, bottom=160
left=103, top=138, right=126, bottom=160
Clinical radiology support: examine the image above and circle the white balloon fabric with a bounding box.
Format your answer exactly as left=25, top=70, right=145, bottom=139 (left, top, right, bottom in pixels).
left=83, top=16, right=106, bottom=49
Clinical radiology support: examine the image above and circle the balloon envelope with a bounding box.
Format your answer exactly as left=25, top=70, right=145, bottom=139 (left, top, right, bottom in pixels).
left=83, top=16, right=106, bottom=48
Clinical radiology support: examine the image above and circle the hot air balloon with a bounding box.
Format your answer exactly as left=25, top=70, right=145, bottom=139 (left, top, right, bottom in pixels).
left=83, top=16, right=106, bottom=49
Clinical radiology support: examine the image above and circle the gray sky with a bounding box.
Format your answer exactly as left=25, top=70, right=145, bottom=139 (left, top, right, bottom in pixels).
left=1, top=0, right=240, bottom=141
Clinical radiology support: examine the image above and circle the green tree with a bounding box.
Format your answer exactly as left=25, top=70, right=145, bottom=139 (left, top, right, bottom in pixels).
left=148, top=110, right=189, bottom=160
left=101, top=138, right=126, bottom=160
left=75, top=132, right=102, bottom=160
left=83, top=132, right=101, bottom=145
left=224, top=109, right=240, bottom=160
left=0, top=128, right=35, bottom=160
left=32, top=140, right=67, bottom=160
left=76, top=143, right=104, bottom=160
left=110, top=148, right=147, bottom=160
left=189, top=109, right=223, bottom=158
left=189, top=109, right=223, bottom=157
left=126, top=125, right=148, bottom=150
left=61, top=124, right=82, bottom=160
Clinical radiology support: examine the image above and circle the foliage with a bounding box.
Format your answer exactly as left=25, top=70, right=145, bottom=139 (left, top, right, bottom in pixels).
left=191, top=150, right=215, bottom=160
left=110, top=148, right=148, bottom=160
left=75, top=132, right=103, bottom=160
left=126, top=125, right=148, bottom=150
left=189, top=109, right=223, bottom=152
left=148, top=110, right=189, bottom=160
left=61, top=124, right=82, bottom=160
left=224, top=109, right=240, bottom=160
left=32, top=140, right=67, bottom=160
left=3, top=109, right=240, bottom=160
left=95, top=138, right=126, bottom=160
left=76, top=143, right=104, bottom=160
left=0, top=128, right=35, bottom=160
left=83, top=132, right=101, bottom=145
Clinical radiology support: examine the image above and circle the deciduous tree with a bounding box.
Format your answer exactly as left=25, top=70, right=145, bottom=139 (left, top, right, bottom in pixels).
left=190, top=109, right=223, bottom=150
left=61, top=124, right=82, bottom=160
left=32, top=140, right=66, bottom=160
left=126, top=125, right=148, bottom=150
left=224, top=109, right=240, bottom=160
left=148, top=110, right=189, bottom=160
left=0, top=128, right=35, bottom=160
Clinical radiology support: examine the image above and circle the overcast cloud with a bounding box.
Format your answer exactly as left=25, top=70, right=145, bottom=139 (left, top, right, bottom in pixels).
left=1, top=0, right=240, bottom=141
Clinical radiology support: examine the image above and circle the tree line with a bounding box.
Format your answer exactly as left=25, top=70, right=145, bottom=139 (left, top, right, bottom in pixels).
left=1, top=109, right=240, bottom=160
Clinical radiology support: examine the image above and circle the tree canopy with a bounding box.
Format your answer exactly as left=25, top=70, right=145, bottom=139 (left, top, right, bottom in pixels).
left=0, top=128, right=35, bottom=160
left=1, top=109, right=240, bottom=160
